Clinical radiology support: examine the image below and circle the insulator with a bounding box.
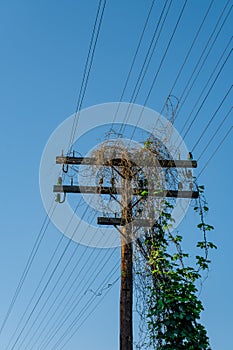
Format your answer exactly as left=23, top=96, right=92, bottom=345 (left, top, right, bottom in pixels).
left=55, top=194, right=61, bottom=202
left=110, top=177, right=115, bottom=186
left=188, top=152, right=193, bottom=160
left=189, top=182, right=193, bottom=190
left=187, top=170, right=192, bottom=178
left=178, top=182, right=183, bottom=190
left=99, top=177, right=103, bottom=185
left=55, top=193, right=66, bottom=203
left=71, top=178, right=73, bottom=186
left=57, top=176, right=62, bottom=185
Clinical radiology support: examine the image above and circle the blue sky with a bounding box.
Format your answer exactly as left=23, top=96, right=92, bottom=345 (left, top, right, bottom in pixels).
left=0, top=1, right=232, bottom=349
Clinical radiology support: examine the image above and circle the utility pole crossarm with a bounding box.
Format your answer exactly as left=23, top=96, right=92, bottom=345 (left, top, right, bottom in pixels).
left=53, top=185, right=198, bottom=198
left=56, top=156, right=197, bottom=168
left=97, top=217, right=159, bottom=227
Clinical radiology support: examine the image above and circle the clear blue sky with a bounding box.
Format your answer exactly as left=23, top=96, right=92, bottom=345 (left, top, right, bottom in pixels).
left=0, top=1, right=232, bottom=349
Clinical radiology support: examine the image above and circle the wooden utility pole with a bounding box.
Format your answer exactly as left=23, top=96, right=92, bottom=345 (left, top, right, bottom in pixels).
left=54, top=155, right=198, bottom=350
left=119, top=160, right=133, bottom=350
left=120, top=233, right=133, bottom=350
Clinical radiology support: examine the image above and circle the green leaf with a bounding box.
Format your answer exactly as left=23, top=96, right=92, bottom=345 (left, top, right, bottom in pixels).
left=197, top=241, right=206, bottom=248
left=207, top=242, right=217, bottom=249
left=174, top=235, right=182, bottom=242
left=141, top=190, right=148, bottom=196
left=205, top=224, right=214, bottom=231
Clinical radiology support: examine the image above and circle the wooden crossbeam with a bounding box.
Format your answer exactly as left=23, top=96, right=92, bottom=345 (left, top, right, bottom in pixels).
left=97, top=217, right=126, bottom=226
left=53, top=185, right=198, bottom=198
left=56, top=156, right=197, bottom=168
left=97, top=217, right=154, bottom=227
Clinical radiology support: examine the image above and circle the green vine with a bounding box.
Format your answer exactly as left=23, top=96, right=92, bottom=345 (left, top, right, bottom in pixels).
left=135, top=183, right=216, bottom=349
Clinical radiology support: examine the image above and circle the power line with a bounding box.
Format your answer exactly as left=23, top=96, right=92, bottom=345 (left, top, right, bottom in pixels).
left=175, top=0, right=232, bottom=123
left=0, top=200, right=57, bottom=340
left=60, top=275, right=120, bottom=349
left=26, top=233, right=114, bottom=350
left=179, top=36, right=231, bottom=135
left=1, top=2, right=107, bottom=346
left=197, top=107, right=232, bottom=161
left=169, top=37, right=231, bottom=159
left=197, top=126, right=232, bottom=179
left=8, top=193, right=115, bottom=350
left=192, top=85, right=232, bottom=152
left=126, top=0, right=231, bottom=157
left=130, top=0, right=188, bottom=140
left=4, top=2, right=231, bottom=348
left=68, top=0, right=107, bottom=152
left=50, top=259, right=120, bottom=350
left=182, top=48, right=232, bottom=140
left=58, top=276, right=120, bottom=350
left=20, top=211, right=100, bottom=350
left=143, top=0, right=188, bottom=108
left=118, top=0, right=173, bottom=135
left=5, top=232, right=64, bottom=350
left=4, top=198, right=85, bottom=350
left=159, top=0, right=215, bottom=117
left=7, top=199, right=91, bottom=350
left=39, top=246, right=119, bottom=350
left=110, top=0, right=156, bottom=127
